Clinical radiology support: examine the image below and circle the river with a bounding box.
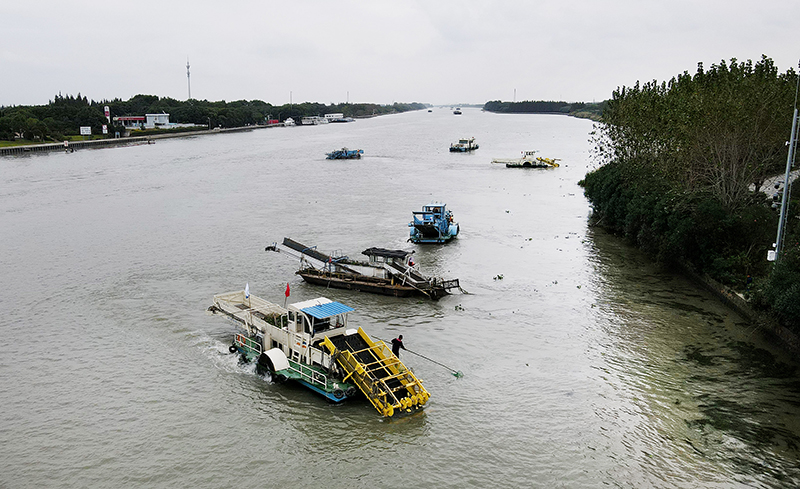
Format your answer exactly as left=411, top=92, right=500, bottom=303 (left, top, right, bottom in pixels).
left=1, top=108, right=799, bottom=488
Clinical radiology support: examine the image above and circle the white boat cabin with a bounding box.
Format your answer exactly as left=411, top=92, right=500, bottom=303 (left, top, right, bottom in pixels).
left=212, top=292, right=354, bottom=369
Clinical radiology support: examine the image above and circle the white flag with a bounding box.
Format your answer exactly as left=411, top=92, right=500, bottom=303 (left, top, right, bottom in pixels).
left=245, top=283, right=250, bottom=299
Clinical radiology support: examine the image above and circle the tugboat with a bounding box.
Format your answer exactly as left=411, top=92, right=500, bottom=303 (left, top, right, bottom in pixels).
left=326, top=148, right=364, bottom=159
left=449, top=137, right=479, bottom=152
left=266, top=238, right=460, bottom=299
left=209, top=289, right=430, bottom=417
left=409, top=203, right=459, bottom=244
left=491, top=150, right=560, bottom=168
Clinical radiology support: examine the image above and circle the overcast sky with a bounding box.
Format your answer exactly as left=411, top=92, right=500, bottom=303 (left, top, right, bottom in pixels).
left=1, top=1, right=798, bottom=107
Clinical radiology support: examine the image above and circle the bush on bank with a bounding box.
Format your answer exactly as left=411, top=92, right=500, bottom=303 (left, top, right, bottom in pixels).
left=580, top=55, right=800, bottom=335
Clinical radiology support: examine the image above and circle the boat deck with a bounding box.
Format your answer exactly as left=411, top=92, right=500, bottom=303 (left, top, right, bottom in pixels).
left=322, top=328, right=429, bottom=417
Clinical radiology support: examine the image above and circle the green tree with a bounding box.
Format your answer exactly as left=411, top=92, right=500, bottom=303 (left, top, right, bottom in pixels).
left=581, top=55, right=796, bottom=292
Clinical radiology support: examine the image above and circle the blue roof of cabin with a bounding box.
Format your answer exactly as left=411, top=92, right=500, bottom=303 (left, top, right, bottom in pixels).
left=300, top=302, right=354, bottom=319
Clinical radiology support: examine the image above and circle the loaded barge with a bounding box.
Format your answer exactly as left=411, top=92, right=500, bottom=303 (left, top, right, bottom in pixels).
left=266, top=238, right=460, bottom=299
left=209, top=290, right=429, bottom=417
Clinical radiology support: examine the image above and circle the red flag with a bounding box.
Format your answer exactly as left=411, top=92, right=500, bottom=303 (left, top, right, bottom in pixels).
left=285, top=283, right=290, bottom=297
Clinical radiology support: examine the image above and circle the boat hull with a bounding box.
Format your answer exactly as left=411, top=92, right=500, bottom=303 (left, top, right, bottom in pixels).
left=229, top=338, right=359, bottom=403
left=298, top=271, right=417, bottom=297
left=297, top=270, right=454, bottom=300
left=409, top=222, right=459, bottom=244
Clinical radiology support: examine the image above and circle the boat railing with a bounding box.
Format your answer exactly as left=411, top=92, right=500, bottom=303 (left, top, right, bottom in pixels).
left=235, top=333, right=262, bottom=356
left=285, top=358, right=330, bottom=389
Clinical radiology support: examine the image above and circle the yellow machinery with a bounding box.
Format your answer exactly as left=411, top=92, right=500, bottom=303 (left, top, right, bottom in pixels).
left=322, top=328, right=430, bottom=417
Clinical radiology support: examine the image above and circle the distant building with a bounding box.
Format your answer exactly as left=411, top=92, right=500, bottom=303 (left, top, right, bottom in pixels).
left=113, top=113, right=172, bottom=129
left=145, top=113, right=171, bottom=128
left=114, top=116, right=146, bottom=129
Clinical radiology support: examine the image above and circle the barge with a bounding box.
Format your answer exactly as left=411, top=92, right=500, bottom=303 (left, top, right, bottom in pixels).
left=209, top=290, right=430, bottom=417
left=266, top=238, right=460, bottom=299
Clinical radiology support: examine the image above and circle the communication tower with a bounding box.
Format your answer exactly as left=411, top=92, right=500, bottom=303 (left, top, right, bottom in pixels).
left=187, top=58, right=191, bottom=100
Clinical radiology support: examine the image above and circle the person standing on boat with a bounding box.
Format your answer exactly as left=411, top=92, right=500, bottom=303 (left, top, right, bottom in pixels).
left=391, top=335, right=406, bottom=357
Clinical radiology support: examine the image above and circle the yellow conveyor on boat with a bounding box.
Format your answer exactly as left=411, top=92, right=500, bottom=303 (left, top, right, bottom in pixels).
left=322, top=328, right=430, bottom=417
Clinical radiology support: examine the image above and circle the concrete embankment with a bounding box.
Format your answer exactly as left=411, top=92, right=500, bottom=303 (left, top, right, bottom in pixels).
left=680, top=263, right=800, bottom=358
left=0, top=124, right=277, bottom=157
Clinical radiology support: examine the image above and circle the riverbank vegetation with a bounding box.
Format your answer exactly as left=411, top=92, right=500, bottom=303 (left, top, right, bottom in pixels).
left=483, top=100, right=606, bottom=121
left=0, top=94, right=427, bottom=144
left=580, top=56, right=800, bottom=334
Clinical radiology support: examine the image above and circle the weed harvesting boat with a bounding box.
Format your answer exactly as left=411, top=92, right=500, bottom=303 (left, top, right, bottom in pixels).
left=266, top=238, right=460, bottom=299
left=491, top=150, right=560, bottom=168
left=208, top=290, right=430, bottom=417
left=409, top=203, right=459, bottom=244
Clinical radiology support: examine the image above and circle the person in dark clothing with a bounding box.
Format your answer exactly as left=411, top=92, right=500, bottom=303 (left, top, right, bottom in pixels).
left=391, top=335, right=406, bottom=357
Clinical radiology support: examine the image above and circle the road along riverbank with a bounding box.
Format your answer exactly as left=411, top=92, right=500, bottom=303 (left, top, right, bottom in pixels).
left=0, top=124, right=277, bottom=156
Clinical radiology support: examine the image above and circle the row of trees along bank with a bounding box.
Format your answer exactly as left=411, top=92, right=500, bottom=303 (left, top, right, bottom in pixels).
left=0, top=94, right=427, bottom=142
left=579, top=56, right=800, bottom=335
left=483, top=100, right=607, bottom=121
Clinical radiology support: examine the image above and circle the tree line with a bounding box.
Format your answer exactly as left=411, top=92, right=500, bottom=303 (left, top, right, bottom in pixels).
left=580, top=55, right=799, bottom=334
left=0, top=94, right=428, bottom=141
left=483, top=100, right=606, bottom=120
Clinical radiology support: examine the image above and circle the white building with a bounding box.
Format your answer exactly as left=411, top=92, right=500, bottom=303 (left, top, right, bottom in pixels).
left=145, top=113, right=171, bottom=128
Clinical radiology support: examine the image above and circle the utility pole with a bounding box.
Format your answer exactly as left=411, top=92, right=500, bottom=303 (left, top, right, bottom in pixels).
left=771, top=108, right=799, bottom=261
left=770, top=63, right=800, bottom=262
left=186, top=58, right=191, bottom=100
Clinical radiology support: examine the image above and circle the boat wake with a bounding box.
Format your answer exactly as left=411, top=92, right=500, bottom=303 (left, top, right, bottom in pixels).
left=193, top=333, right=269, bottom=380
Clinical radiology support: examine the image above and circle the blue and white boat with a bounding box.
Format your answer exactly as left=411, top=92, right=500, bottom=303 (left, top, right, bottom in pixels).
left=326, top=148, right=363, bottom=159
left=408, top=203, right=459, bottom=244
left=449, top=137, right=479, bottom=152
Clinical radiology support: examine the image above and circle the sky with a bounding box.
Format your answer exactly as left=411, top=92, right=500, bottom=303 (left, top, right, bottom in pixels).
left=1, top=0, right=798, bottom=107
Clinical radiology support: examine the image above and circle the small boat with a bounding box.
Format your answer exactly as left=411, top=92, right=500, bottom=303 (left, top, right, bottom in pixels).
left=209, top=290, right=429, bottom=417
left=325, top=147, right=363, bottom=159
left=453, top=108, right=462, bottom=115
left=491, top=151, right=560, bottom=168
left=283, top=118, right=296, bottom=127
left=300, top=116, right=329, bottom=125
left=449, top=137, right=479, bottom=152
left=325, top=113, right=355, bottom=123
left=266, top=238, right=460, bottom=299
left=409, top=203, right=459, bottom=244
left=428, top=109, right=433, bottom=113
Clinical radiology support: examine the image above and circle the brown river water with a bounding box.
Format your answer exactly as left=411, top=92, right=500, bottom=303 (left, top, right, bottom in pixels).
left=1, top=108, right=798, bottom=488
